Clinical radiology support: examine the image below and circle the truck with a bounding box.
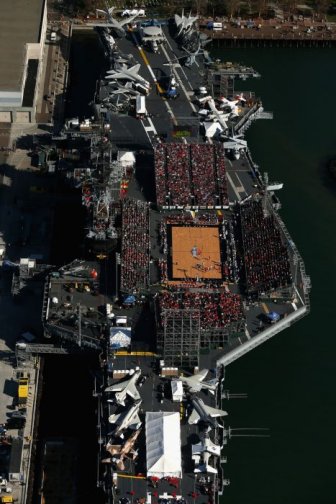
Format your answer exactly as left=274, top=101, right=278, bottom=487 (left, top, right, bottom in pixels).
left=135, top=95, right=147, bottom=118
left=207, top=21, right=223, bottom=31
left=1, top=496, right=14, bottom=503
left=17, top=372, right=29, bottom=405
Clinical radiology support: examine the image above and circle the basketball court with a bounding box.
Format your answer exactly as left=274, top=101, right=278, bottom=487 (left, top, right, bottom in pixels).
left=171, top=226, right=222, bottom=280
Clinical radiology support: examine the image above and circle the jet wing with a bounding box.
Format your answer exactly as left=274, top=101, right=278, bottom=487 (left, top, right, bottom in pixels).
left=194, top=369, right=209, bottom=382
left=127, top=64, right=141, bottom=74
left=188, top=408, right=201, bottom=425
left=108, top=412, right=123, bottom=424
left=110, top=88, right=139, bottom=96
left=105, top=72, right=127, bottom=80
left=181, top=369, right=209, bottom=392
left=120, top=14, right=139, bottom=27
left=115, top=383, right=141, bottom=404
left=174, top=14, right=183, bottom=27
left=188, top=381, right=202, bottom=393
left=105, top=382, right=124, bottom=393
left=204, top=437, right=221, bottom=456
left=203, top=404, right=228, bottom=418
left=128, top=412, right=141, bottom=428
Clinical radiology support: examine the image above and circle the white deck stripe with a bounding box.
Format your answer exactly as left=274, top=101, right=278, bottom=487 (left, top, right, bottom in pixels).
left=226, top=172, right=241, bottom=201
left=160, top=44, right=197, bottom=113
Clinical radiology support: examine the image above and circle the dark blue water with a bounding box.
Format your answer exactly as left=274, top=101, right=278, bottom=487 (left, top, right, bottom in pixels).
left=213, top=47, right=336, bottom=504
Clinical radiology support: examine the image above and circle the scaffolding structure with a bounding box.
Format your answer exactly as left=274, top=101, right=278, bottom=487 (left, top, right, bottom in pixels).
left=11, top=259, right=52, bottom=297
left=200, top=320, right=245, bottom=349
left=159, top=308, right=200, bottom=368
left=206, top=62, right=259, bottom=98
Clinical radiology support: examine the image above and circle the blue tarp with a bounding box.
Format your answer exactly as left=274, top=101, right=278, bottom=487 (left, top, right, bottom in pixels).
left=123, top=295, right=136, bottom=305
left=267, top=311, right=280, bottom=322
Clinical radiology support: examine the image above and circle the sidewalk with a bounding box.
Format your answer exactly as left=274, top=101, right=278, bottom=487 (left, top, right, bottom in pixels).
left=36, top=22, right=72, bottom=126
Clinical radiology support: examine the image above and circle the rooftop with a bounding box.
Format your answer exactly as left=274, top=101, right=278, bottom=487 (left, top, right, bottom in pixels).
left=0, top=0, right=45, bottom=92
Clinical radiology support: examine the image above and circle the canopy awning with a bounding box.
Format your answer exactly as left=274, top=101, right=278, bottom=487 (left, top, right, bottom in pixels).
left=109, top=327, right=131, bottom=349
left=117, top=150, right=136, bottom=166
left=146, top=412, right=182, bottom=478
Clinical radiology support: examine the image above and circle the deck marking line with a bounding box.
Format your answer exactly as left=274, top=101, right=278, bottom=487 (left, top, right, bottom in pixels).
left=261, top=302, right=270, bottom=314
left=226, top=172, right=241, bottom=201
left=160, top=44, right=197, bottom=113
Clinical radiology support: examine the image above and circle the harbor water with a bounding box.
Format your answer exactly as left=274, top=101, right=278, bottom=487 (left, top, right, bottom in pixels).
left=38, top=34, right=336, bottom=503
left=216, top=47, right=336, bottom=504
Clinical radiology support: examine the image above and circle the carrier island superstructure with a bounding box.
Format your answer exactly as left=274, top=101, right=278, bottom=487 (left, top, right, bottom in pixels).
left=12, top=9, right=310, bottom=504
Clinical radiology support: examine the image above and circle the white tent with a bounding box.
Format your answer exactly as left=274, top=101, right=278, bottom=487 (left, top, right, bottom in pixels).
left=117, top=150, right=136, bottom=167
left=204, top=121, right=223, bottom=138
left=146, top=412, right=182, bottom=478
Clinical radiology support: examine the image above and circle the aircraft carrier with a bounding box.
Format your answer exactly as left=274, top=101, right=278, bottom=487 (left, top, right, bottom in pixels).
left=12, top=7, right=311, bottom=504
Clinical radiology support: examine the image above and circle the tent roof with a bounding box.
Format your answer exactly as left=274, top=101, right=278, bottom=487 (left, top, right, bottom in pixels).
left=146, top=412, right=182, bottom=478
left=117, top=150, right=136, bottom=165
left=204, top=121, right=223, bottom=137
left=109, top=327, right=132, bottom=348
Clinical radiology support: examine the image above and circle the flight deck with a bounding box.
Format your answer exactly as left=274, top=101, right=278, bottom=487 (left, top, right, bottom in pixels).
left=10, top=9, right=311, bottom=504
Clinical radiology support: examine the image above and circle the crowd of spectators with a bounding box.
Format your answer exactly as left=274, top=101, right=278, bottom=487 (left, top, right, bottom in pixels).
left=154, top=144, right=229, bottom=207
left=166, top=212, right=219, bottom=225
left=120, top=199, right=150, bottom=292
left=240, top=200, right=292, bottom=295
left=158, top=290, right=244, bottom=329
left=155, top=144, right=191, bottom=206
left=190, top=144, right=216, bottom=206
left=158, top=258, right=168, bottom=282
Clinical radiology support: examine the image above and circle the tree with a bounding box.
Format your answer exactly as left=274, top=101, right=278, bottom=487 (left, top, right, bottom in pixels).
left=224, top=0, right=241, bottom=18
left=315, top=0, right=332, bottom=16
left=252, top=0, right=267, bottom=17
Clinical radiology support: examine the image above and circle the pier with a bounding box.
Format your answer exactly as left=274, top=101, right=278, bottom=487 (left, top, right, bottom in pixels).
left=201, top=21, right=336, bottom=47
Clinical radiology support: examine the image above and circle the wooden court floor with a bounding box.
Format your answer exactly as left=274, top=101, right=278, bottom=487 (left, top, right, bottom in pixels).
left=171, top=226, right=222, bottom=279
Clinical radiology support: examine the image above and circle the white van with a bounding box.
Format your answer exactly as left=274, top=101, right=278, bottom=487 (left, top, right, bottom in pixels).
left=136, top=95, right=147, bottom=117
left=50, top=31, right=57, bottom=42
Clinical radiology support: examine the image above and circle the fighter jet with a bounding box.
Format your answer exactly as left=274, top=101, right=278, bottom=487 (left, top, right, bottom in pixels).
left=194, top=451, right=218, bottom=474
left=207, top=98, right=229, bottom=132
left=108, top=400, right=142, bottom=437
left=87, top=4, right=139, bottom=36
left=105, top=369, right=141, bottom=406
left=105, top=64, right=150, bottom=90
left=219, top=93, right=246, bottom=114
left=179, top=369, right=218, bottom=394
left=181, top=36, right=210, bottom=67
left=192, top=436, right=221, bottom=474
left=103, top=428, right=141, bottom=470
left=192, top=436, right=221, bottom=457
left=223, top=133, right=247, bottom=160
left=108, top=86, right=140, bottom=97
left=175, top=10, right=198, bottom=36
left=188, top=397, right=228, bottom=426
